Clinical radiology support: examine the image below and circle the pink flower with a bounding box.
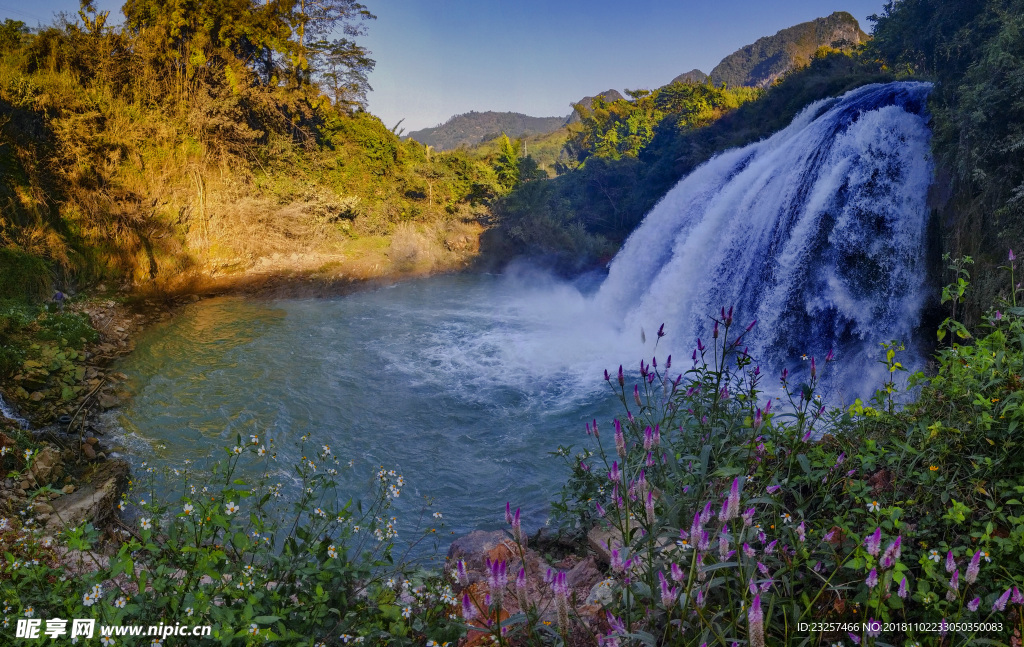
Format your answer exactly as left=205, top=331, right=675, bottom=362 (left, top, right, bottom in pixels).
left=658, top=571, right=677, bottom=607
left=898, top=576, right=908, bottom=598
left=614, top=420, right=626, bottom=458
left=994, top=588, right=1012, bottom=611
left=748, top=593, right=765, bottom=647
left=865, top=568, right=878, bottom=588
left=968, top=597, right=980, bottom=612
left=867, top=619, right=881, bottom=637
left=724, top=477, right=741, bottom=521
left=965, top=550, right=982, bottom=584
left=1012, top=587, right=1024, bottom=605
left=742, top=507, right=755, bottom=526
left=700, top=501, right=714, bottom=525
left=462, top=592, right=476, bottom=620
left=609, top=461, right=621, bottom=483
left=863, top=527, right=881, bottom=557
left=881, top=535, right=902, bottom=564
left=670, top=562, right=684, bottom=582
left=457, top=560, right=469, bottom=587
left=486, top=558, right=507, bottom=592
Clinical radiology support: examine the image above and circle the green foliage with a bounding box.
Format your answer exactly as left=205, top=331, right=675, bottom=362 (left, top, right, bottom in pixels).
left=869, top=0, right=1024, bottom=319
left=491, top=50, right=891, bottom=267
left=0, top=19, right=28, bottom=52
left=0, top=4, right=499, bottom=292
left=0, top=249, right=51, bottom=301
left=2, top=438, right=463, bottom=646
left=546, top=295, right=1024, bottom=645
left=564, top=83, right=760, bottom=165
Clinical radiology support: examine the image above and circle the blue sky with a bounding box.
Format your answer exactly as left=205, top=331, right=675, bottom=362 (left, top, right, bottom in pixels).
left=1, top=1, right=889, bottom=131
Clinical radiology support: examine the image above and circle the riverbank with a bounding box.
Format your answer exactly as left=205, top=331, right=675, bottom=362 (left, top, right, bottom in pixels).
left=0, top=222, right=486, bottom=543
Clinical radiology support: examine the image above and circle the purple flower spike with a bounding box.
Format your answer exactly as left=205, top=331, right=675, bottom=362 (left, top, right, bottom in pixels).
left=864, top=527, right=882, bottom=557
left=994, top=588, right=1012, bottom=611
left=968, top=596, right=980, bottom=612
left=604, top=369, right=610, bottom=382
left=748, top=593, right=764, bottom=647
left=866, top=568, right=878, bottom=588
left=617, top=365, right=624, bottom=386
left=945, top=550, right=956, bottom=574
left=462, top=592, right=476, bottom=620
left=898, top=576, right=908, bottom=598
left=505, top=502, right=513, bottom=525
left=1012, top=587, right=1024, bottom=605
left=1010, top=249, right=1016, bottom=262
left=713, top=320, right=719, bottom=339
left=724, top=477, right=741, bottom=521
left=457, top=560, right=469, bottom=587
left=657, top=323, right=665, bottom=338
left=634, top=384, right=642, bottom=407
left=966, top=550, right=982, bottom=584
left=614, top=420, right=626, bottom=458
left=742, top=507, right=755, bottom=527
left=609, top=461, right=620, bottom=483
left=670, top=562, right=684, bottom=582
left=658, top=571, right=677, bottom=607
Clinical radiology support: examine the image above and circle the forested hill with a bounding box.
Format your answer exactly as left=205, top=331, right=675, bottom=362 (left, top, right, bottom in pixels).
left=710, top=11, right=868, bottom=87
left=406, top=112, right=568, bottom=151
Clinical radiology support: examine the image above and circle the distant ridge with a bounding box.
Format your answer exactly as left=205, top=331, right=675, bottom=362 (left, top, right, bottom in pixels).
left=409, top=13, right=869, bottom=152
left=710, top=12, right=868, bottom=87
left=671, top=69, right=708, bottom=85
left=406, top=111, right=567, bottom=151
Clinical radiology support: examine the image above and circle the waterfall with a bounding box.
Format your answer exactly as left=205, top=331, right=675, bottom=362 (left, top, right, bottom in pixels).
left=0, top=392, right=28, bottom=429
left=594, top=82, right=934, bottom=398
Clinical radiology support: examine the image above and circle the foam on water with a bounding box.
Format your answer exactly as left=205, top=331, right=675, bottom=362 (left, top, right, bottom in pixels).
left=593, top=82, right=934, bottom=398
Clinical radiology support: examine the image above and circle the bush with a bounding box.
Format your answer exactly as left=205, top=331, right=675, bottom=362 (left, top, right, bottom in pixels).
left=540, top=302, right=1024, bottom=644
left=1, top=436, right=463, bottom=646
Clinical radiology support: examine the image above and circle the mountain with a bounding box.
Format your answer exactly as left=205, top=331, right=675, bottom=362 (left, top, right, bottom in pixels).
left=710, top=12, right=868, bottom=87
left=566, top=89, right=627, bottom=124
left=671, top=69, right=708, bottom=85
left=406, top=111, right=568, bottom=151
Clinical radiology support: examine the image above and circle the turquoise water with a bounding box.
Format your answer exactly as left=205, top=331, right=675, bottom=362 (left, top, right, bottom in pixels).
left=109, top=273, right=636, bottom=549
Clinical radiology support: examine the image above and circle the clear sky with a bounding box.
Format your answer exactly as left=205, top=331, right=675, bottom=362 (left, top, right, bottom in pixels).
left=1, top=0, right=889, bottom=132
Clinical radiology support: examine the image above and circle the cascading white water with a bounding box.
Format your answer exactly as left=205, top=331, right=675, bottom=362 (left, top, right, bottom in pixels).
left=593, top=82, right=934, bottom=398
left=0, top=392, right=28, bottom=428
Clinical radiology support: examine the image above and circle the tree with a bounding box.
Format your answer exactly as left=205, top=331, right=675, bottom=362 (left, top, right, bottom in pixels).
left=0, top=19, right=29, bottom=52
left=312, top=36, right=375, bottom=109
left=494, top=133, right=521, bottom=193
